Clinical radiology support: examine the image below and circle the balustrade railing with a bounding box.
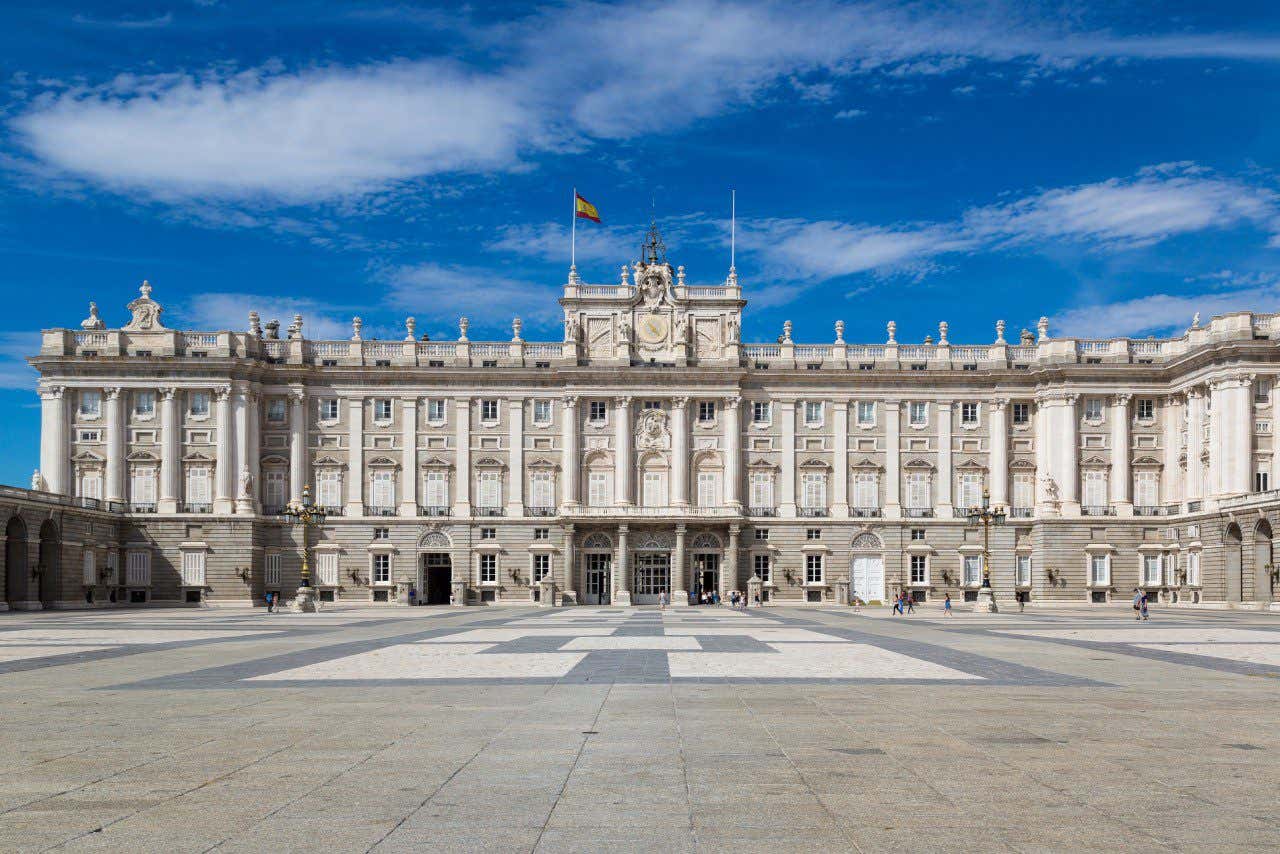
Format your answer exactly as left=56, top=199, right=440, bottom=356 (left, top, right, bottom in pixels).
left=743, top=344, right=781, bottom=358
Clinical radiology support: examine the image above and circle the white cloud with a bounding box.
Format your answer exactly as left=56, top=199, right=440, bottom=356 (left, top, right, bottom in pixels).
left=0, top=332, right=40, bottom=391
left=742, top=217, right=970, bottom=282
left=181, top=292, right=352, bottom=340
left=833, top=108, right=867, bottom=120
left=71, top=12, right=173, bottom=29
left=487, top=222, right=639, bottom=268
left=1053, top=276, right=1280, bottom=338
left=378, top=263, right=563, bottom=332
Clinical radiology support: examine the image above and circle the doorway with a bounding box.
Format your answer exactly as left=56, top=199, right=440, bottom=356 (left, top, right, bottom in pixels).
left=4, top=516, right=27, bottom=607
left=1225, top=523, right=1243, bottom=602
left=851, top=555, right=885, bottom=604
left=420, top=553, right=452, bottom=605
left=38, top=520, right=59, bottom=608
left=692, top=553, right=719, bottom=600
left=583, top=553, right=612, bottom=605
left=632, top=552, right=669, bottom=605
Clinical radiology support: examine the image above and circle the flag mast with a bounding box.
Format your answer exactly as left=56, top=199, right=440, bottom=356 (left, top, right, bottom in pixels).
left=571, top=186, right=577, bottom=272
left=730, top=188, right=736, bottom=271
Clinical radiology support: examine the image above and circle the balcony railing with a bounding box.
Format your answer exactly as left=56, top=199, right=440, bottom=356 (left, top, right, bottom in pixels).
left=798, top=507, right=828, bottom=517
left=320, top=505, right=345, bottom=516
left=850, top=507, right=881, bottom=518
left=525, top=505, right=556, bottom=517
left=748, top=506, right=777, bottom=517
left=1009, top=507, right=1033, bottom=518
left=1186, top=501, right=1203, bottom=512
left=181, top=502, right=212, bottom=514
left=1081, top=505, right=1116, bottom=516
left=418, top=505, right=451, bottom=517
left=364, top=505, right=397, bottom=517
left=1133, top=505, right=1170, bottom=517
left=261, top=504, right=286, bottom=517
left=905, top=508, right=934, bottom=518
left=129, top=503, right=157, bottom=514
left=474, top=506, right=505, bottom=517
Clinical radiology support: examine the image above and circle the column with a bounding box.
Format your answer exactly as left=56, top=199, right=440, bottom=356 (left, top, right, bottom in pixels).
left=1110, top=393, right=1132, bottom=515
left=613, top=396, right=632, bottom=506
left=672, top=523, right=688, bottom=604
left=724, top=396, right=742, bottom=508
left=1186, top=388, right=1204, bottom=504
left=158, top=387, right=179, bottom=513
left=1034, top=397, right=1049, bottom=512
left=671, top=396, right=689, bottom=506
left=38, top=385, right=68, bottom=495
left=831, top=400, right=849, bottom=517
left=1058, top=394, right=1080, bottom=513
left=400, top=397, right=418, bottom=517
left=288, top=390, right=307, bottom=504
left=507, top=398, right=524, bottom=516
left=614, top=524, right=630, bottom=605
left=233, top=385, right=252, bottom=513
left=345, top=397, right=364, bottom=516
left=104, top=387, right=124, bottom=504
left=988, top=399, right=1008, bottom=509
left=884, top=399, right=901, bottom=518
left=1231, top=375, right=1254, bottom=495
left=1208, top=380, right=1227, bottom=498
left=779, top=399, right=796, bottom=516
left=561, top=395, right=579, bottom=507
left=936, top=401, right=953, bottom=515
left=453, top=397, right=471, bottom=516
left=1163, top=393, right=1183, bottom=507
left=562, top=523, right=577, bottom=602
left=722, top=524, right=740, bottom=598
left=246, top=391, right=260, bottom=509
left=214, top=386, right=235, bottom=513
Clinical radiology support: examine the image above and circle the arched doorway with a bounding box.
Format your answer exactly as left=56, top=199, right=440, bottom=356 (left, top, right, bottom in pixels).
left=850, top=532, right=885, bottom=604
left=1225, top=522, right=1243, bottom=602
left=4, top=516, right=28, bottom=607
left=1254, top=520, right=1274, bottom=603
left=38, top=519, right=60, bottom=608
left=690, top=532, right=722, bottom=600
left=631, top=530, right=672, bottom=605
left=581, top=532, right=612, bottom=605
left=416, top=530, right=452, bottom=605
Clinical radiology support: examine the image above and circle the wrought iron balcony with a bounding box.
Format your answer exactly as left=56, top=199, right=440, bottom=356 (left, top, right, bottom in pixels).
left=181, top=502, right=212, bottom=514
left=364, top=505, right=397, bottom=517
left=1081, top=505, right=1116, bottom=516
left=850, top=507, right=881, bottom=518
left=320, top=505, right=345, bottom=516
left=129, top=503, right=157, bottom=514
left=418, top=505, right=451, bottom=517
left=798, top=506, right=828, bottom=518
left=261, top=504, right=286, bottom=517
left=748, top=506, right=778, bottom=517
left=1009, top=507, right=1033, bottom=518
left=474, top=506, right=505, bottom=517
left=1186, top=501, right=1203, bottom=512
left=1133, top=505, right=1168, bottom=517
left=524, top=505, right=556, bottom=517
left=904, top=507, right=934, bottom=518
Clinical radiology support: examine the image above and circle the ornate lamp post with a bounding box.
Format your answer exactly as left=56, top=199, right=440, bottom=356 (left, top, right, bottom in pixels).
left=967, top=487, right=1006, bottom=612
left=282, top=484, right=327, bottom=612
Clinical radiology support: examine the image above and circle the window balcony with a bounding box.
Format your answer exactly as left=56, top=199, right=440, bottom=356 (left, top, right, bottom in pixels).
left=798, top=507, right=828, bottom=518
left=850, top=507, right=881, bottom=518
left=525, top=505, right=556, bottom=517
left=129, top=503, right=157, bottom=514
left=1186, top=501, right=1203, bottom=512
left=748, top=506, right=778, bottom=517
left=418, top=505, right=451, bottom=517
left=952, top=506, right=980, bottom=518
left=1081, top=505, right=1116, bottom=516
left=475, top=506, right=505, bottom=517
left=1009, top=507, right=1033, bottom=518
left=364, top=505, right=397, bottom=517
left=261, top=504, right=286, bottom=517
left=320, top=505, right=345, bottom=516
left=1133, top=505, right=1169, bottom=517
left=181, top=502, right=212, bottom=514
left=904, top=508, right=934, bottom=518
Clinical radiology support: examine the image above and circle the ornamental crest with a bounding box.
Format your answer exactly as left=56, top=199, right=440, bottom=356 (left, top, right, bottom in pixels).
left=636, top=264, right=672, bottom=309
left=122, top=280, right=168, bottom=332
left=635, top=409, right=670, bottom=451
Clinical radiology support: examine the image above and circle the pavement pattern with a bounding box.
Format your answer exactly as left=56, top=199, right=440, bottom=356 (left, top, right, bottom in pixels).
left=1, top=603, right=1279, bottom=852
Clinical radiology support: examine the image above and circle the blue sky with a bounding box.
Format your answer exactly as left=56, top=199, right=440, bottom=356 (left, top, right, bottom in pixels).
left=2, top=1, right=1280, bottom=487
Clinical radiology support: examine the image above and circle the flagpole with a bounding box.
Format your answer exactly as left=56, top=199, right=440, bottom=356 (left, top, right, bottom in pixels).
left=730, top=188, right=736, bottom=270
left=571, top=186, right=577, bottom=271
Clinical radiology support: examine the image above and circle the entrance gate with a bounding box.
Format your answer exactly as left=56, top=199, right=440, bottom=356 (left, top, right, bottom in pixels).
left=420, top=553, right=452, bottom=605
left=633, top=553, right=670, bottom=605
left=583, top=553, right=612, bottom=605
left=692, top=553, right=719, bottom=599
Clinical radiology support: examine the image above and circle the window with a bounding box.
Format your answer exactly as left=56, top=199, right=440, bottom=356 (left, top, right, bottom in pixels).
left=752, top=401, right=771, bottom=423
left=477, top=471, right=501, bottom=508
left=854, top=472, right=878, bottom=509
left=479, top=527, right=496, bottom=540
left=82, top=551, right=96, bottom=586
left=480, top=400, right=499, bottom=422
left=78, top=430, right=100, bottom=442
left=427, top=399, right=447, bottom=423
left=960, top=402, right=979, bottom=425
left=754, top=528, right=769, bottom=541
left=753, top=553, right=772, bottom=582
left=264, top=470, right=286, bottom=508
left=1089, top=553, right=1110, bottom=586
left=533, top=399, right=552, bottom=424
left=962, top=554, right=982, bottom=586
left=1136, top=398, right=1155, bottom=421
left=642, top=470, right=666, bottom=507
left=805, top=554, right=824, bottom=584
left=588, top=471, right=610, bottom=506
left=80, top=472, right=102, bottom=500
left=587, top=401, right=607, bottom=423
left=804, top=401, right=823, bottom=426
left=373, top=527, right=389, bottom=540
left=533, top=527, right=549, bottom=541
left=696, top=471, right=719, bottom=507
left=1142, top=553, right=1161, bottom=586
left=317, top=552, right=339, bottom=586
left=126, top=550, right=151, bottom=586
left=79, top=390, right=101, bottom=417
left=532, top=553, right=550, bottom=582
left=1186, top=551, right=1201, bottom=586
left=373, top=553, right=390, bottom=584
left=320, top=399, right=339, bottom=421
left=423, top=470, right=448, bottom=508
left=1012, top=473, right=1034, bottom=510
left=130, top=468, right=156, bottom=505
left=806, top=528, right=821, bottom=541
left=530, top=470, right=554, bottom=508
left=185, top=467, right=211, bottom=505
left=907, top=472, right=930, bottom=509
left=958, top=472, right=982, bottom=510
left=643, top=400, right=662, bottom=410
left=910, top=528, right=925, bottom=541
left=909, top=554, right=928, bottom=585
left=266, top=398, right=285, bottom=422
left=479, top=553, right=497, bottom=583
left=316, top=470, right=341, bottom=507
left=698, top=401, right=716, bottom=422
left=801, top=472, right=827, bottom=510
left=856, top=401, right=875, bottom=426
left=1016, top=555, right=1032, bottom=586
left=370, top=470, right=395, bottom=508
left=909, top=402, right=927, bottom=426
left=1084, top=398, right=1103, bottom=420
left=265, top=553, right=281, bottom=587
left=188, top=391, right=210, bottom=418
left=1135, top=470, right=1159, bottom=505
left=1012, top=402, right=1029, bottom=425
left=1256, top=471, right=1270, bottom=493
left=1083, top=469, right=1108, bottom=508
left=134, top=390, right=155, bottom=417
left=749, top=471, right=773, bottom=509
left=374, top=399, right=393, bottom=421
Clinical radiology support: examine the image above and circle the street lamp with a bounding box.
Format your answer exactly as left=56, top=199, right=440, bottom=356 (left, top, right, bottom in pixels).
left=282, top=484, right=327, bottom=612
left=966, top=487, right=1006, bottom=612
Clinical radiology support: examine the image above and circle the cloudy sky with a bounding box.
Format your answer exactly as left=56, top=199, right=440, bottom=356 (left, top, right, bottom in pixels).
left=1, top=0, right=1280, bottom=485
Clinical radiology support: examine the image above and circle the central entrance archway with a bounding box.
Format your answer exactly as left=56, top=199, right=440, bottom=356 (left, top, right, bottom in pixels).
left=416, top=530, right=453, bottom=605
left=690, top=533, right=722, bottom=601
left=37, top=520, right=59, bottom=608
left=850, top=532, right=885, bottom=604
left=581, top=533, right=612, bottom=605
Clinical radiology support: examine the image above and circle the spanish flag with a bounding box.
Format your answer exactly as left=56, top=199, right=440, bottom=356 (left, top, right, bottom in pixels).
left=575, top=192, right=601, bottom=223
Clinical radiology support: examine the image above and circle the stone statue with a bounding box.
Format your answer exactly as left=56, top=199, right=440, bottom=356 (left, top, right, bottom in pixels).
left=1191, top=312, right=1201, bottom=329
left=80, top=302, right=105, bottom=330
left=727, top=317, right=740, bottom=344
left=351, top=316, right=363, bottom=341
left=618, top=318, right=632, bottom=344
left=1021, top=328, right=1034, bottom=345
left=31, top=469, right=43, bottom=491
left=1041, top=475, right=1060, bottom=503
left=239, top=467, right=254, bottom=499
left=675, top=315, right=689, bottom=345
left=564, top=316, right=580, bottom=343
left=122, top=280, right=167, bottom=332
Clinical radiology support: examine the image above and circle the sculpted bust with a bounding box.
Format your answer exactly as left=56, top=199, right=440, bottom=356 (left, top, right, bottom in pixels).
left=635, top=409, right=670, bottom=450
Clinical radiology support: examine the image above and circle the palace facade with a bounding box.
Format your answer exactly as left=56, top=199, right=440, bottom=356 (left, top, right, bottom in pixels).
left=9, top=230, right=1280, bottom=610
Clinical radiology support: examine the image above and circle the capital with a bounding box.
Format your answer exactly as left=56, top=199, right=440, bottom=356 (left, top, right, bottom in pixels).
left=104, top=386, right=122, bottom=401
left=159, top=387, right=177, bottom=401
left=723, top=395, right=742, bottom=409
left=990, top=398, right=1009, bottom=412
left=40, top=384, right=65, bottom=400
left=562, top=394, right=579, bottom=407
left=1112, top=393, right=1132, bottom=407
left=670, top=396, right=689, bottom=409
left=613, top=395, right=632, bottom=408
left=214, top=385, right=232, bottom=401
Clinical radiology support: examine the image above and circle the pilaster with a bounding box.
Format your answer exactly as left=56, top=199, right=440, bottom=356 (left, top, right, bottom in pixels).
left=671, top=396, right=689, bottom=506
left=452, top=396, right=471, bottom=517
left=936, top=401, right=953, bottom=516
left=399, top=397, right=418, bottom=517
left=779, top=399, right=797, bottom=517
left=506, top=398, right=524, bottom=516
left=1110, top=393, right=1132, bottom=516
left=831, top=400, right=849, bottom=517
left=988, top=398, right=1008, bottom=510
left=345, top=396, right=364, bottom=517
left=214, top=385, right=235, bottom=514
left=884, top=398, right=901, bottom=519
left=613, top=396, right=632, bottom=506
left=158, top=387, right=179, bottom=513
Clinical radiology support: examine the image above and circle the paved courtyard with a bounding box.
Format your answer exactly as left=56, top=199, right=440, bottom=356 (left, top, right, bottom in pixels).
left=1, top=604, right=1279, bottom=852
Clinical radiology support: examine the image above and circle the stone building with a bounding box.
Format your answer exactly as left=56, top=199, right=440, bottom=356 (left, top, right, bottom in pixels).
left=10, top=229, right=1280, bottom=609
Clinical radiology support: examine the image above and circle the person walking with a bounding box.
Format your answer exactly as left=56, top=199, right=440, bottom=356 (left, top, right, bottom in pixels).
left=943, top=593, right=953, bottom=617
left=408, top=586, right=417, bottom=607
left=905, top=594, right=915, bottom=615
left=1132, top=588, right=1143, bottom=621
left=892, top=594, right=902, bottom=616
left=265, top=591, right=274, bottom=613
left=1140, top=591, right=1151, bottom=621
left=659, top=590, right=668, bottom=610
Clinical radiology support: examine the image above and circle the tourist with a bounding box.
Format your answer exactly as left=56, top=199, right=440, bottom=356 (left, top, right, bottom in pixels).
left=408, top=586, right=417, bottom=607
left=943, top=593, right=952, bottom=617
left=265, top=591, right=274, bottom=613
left=892, top=594, right=902, bottom=616
left=1140, top=591, right=1151, bottom=621
left=659, top=590, right=667, bottom=610
left=1132, top=588, right=1143, bottom=620
left=905, top=594, right=915, bottom=615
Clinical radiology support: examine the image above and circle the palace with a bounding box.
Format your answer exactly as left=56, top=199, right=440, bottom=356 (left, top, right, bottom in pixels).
left=8, top=227, right=1280, bottom=610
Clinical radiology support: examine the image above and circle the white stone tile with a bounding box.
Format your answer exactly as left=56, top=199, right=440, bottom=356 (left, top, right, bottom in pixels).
left=249, top=643, right=588, bottom=680
left=663, top=627, right=835, bottom=641
left=0, top=629, right=278, bottom=645
left=561, top=636, right=702, bottom=650
left=994, top=628, right=1280, bottom=644
left=0, top=644, right=110, bottom=663
left=421, top=628, right=616, bottom=643
left=667, top=642, right=983, bottom=680
left=1135, top=643, right=1280, bottom=666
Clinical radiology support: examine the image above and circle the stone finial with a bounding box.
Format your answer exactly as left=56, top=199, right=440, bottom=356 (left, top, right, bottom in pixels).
left=1191, top=312, right=1201, bottom=329
left=1020, top=328, right=1034, bottom=345
left=80, top=301, right=105, bottom=331
left=405, top=317, right=416, bottom=341
left=264, top=319, right=280, bottom=340
left=938, top=321, right=949, bottom=345
left=620, top=265, right=630, bottom=286
left=924, top=334, right=934, bottom=345
left=677, top=265, right=686, bottom=287
left=995, top=319, right=1006, bottom=344
left=122, top=280, right=167, bottom=332
left=886, top=321, right=897, bottom=344
left=834, top=320, right=845, bottom=344
left=458, top=316, right=470, bottom=342
left=139, top=280, right=152, bottom=299
left=290, top=313, right=304, bottom=340
left=782, top=320, right=793, bottom=344
left=351, top=316, right=363, bottom=341
left=248, top=311, right=262, bottom=338
left=31, top=469, right=43, bottom=491
left=512, top=317, right=523, bottom=342
left=1037, top=316, right=1049, bottom=341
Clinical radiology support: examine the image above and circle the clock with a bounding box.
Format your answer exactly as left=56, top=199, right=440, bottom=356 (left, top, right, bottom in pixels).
left=638, top=313, right=668, bottom=344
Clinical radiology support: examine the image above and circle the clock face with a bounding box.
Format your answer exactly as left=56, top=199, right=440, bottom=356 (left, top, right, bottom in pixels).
left=638, top=313, right=668, bottom=344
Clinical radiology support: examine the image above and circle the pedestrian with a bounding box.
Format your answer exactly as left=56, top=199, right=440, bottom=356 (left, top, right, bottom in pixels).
left=906, top=594, right=915, bottom=615
left=408, top=586, right=417, bottom=607
left=753, top=592, right=761, bottom=607
left=659, top=590, right=667, bottom=610
left=265, top=591, right=274, bottom=613
left=943, top=593, right=952, bottom=617
left=892, top=594, right=902, bottom=616
left=1140, top=591, right=1150, bottom=621
left=1018, top=591, right=1026, bottom=613
left=1132, top=588, right=1142, bottom=621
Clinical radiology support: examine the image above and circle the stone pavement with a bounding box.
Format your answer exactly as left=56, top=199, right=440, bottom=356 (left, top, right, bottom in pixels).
left=1, top=604, right=1279, bottom=852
